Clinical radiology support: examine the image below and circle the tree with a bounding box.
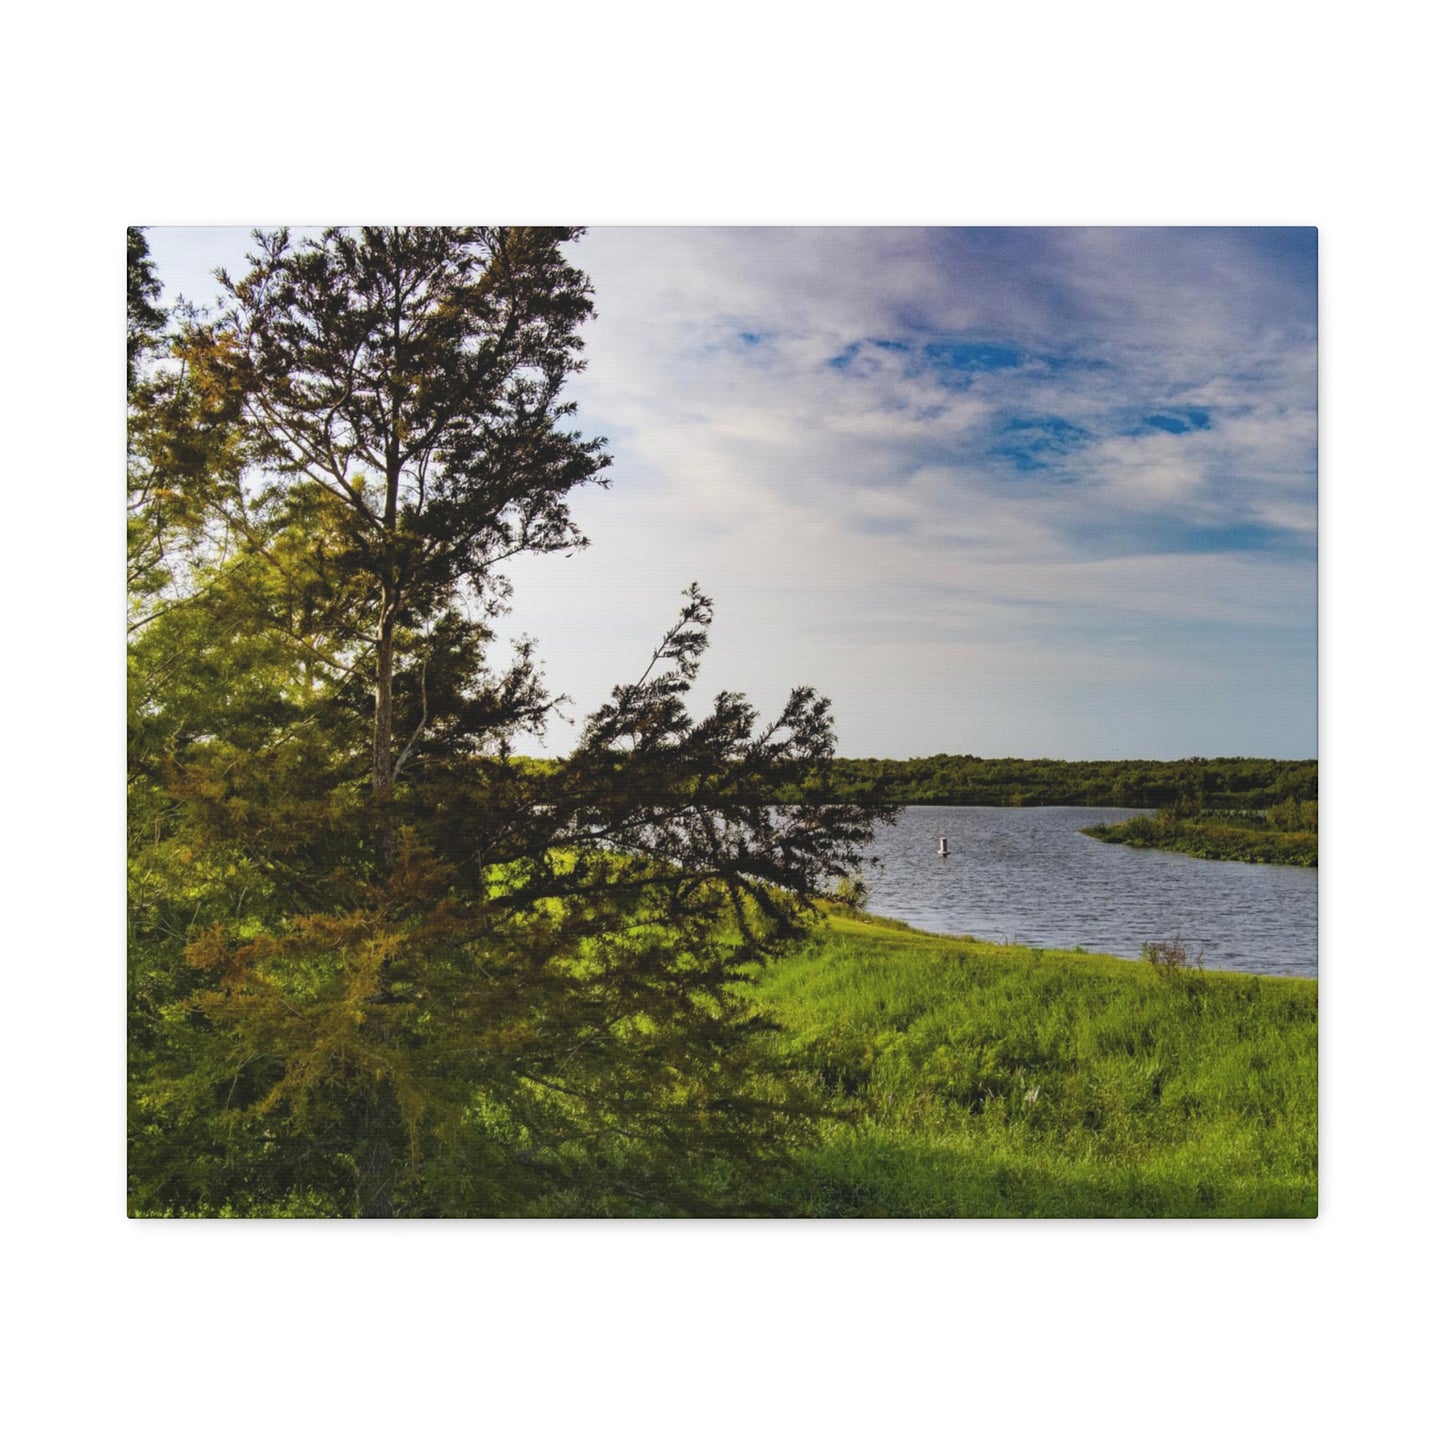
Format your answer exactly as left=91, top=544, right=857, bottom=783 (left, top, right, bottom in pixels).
left=202, top=227, right=607, bottom=843
left=126, top=228, right=249, bottom=628
left=128, top=228, right=891, bottom=1217
left=127, top=226, right=166, bottom=391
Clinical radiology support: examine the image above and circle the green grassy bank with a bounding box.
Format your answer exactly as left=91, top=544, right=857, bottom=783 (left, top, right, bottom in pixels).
left=748, top=912, right=1318, bottom=1217
left=1082, top=800, right=1317, bottom=867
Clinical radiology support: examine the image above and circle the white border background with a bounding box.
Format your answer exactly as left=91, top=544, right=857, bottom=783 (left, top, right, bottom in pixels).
left=6, top=2, right=1437, bottom=1440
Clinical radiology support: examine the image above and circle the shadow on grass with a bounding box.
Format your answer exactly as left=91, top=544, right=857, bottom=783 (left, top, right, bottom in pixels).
left=781, top=1136, right=1317, bottom=1219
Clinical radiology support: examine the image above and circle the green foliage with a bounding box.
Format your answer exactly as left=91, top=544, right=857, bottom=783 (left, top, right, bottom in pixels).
left=1082, top=805, right=1317, bottom=867
left=130, top=588, right=884, bottom=1217
left=748, top=916, right=1317, bottom=1217
left=128, top=228, right=890, bottom=1217
left=126, top=254, right=249, bottom=623
left=798, top=754, right=1318, bottom=809
left=200, top=226, right=609, bottom=624
left=1266, top=797, right=1318, bottom=831
left=127, top=227, right=166, bottom=391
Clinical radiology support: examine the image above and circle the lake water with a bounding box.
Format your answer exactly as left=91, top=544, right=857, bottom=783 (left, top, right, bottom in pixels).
left=859, top=806, right=1318, bottom=977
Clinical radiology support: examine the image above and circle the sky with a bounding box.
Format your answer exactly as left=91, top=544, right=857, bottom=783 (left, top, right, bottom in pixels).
left=143, top=226, right=1318, bottom=761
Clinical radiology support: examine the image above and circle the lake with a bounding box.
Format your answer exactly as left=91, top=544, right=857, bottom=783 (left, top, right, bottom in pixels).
left=859, top=806, right=1318, bottom=977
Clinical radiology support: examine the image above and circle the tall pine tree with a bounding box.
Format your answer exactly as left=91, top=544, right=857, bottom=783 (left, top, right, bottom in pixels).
left=205, top=227, right=606, bottom=845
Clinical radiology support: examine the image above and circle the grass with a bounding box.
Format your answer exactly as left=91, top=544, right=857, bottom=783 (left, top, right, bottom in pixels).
left=1082, top=802, right=1317, bottom=867
left=747, top=910, right=1317, bottom=1217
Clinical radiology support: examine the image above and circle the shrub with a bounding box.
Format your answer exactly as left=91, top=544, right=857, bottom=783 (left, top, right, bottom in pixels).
left=1142, top=933, right=1206, bottom=974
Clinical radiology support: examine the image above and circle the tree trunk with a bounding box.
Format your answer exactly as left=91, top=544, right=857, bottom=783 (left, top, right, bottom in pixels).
left=374, top=403, right=402, bottom=868
left=372, top=596, right=397, bottom=870
left=355, top=1094, right=397, bottom=1218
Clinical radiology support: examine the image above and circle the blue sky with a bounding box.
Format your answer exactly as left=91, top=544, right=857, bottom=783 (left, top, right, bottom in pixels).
left=144, top=226, right=1317, bottom=760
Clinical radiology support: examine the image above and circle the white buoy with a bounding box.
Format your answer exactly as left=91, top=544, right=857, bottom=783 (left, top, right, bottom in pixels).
left=938, top=836, right=949, bottom=857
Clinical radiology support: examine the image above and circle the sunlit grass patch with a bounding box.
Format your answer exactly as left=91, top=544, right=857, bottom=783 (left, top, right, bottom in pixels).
left=750, top=914, right=1317, bottom=1217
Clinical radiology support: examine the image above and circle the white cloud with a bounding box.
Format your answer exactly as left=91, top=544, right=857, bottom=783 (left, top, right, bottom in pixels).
left=503, top=228, right=1317, bottom=757
left=140, top=225, right=1318, bottom=758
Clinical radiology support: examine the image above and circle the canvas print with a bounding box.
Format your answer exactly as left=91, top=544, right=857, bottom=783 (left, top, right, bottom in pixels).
left=127, top=226, right=1317, bottom=1218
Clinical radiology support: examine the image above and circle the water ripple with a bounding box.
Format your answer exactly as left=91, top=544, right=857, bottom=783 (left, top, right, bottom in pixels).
left=860, top=807, right=1318, bottom=977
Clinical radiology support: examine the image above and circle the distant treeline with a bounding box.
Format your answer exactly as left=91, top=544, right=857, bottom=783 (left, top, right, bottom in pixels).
left=785, top=755, right=1319, bottom=809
